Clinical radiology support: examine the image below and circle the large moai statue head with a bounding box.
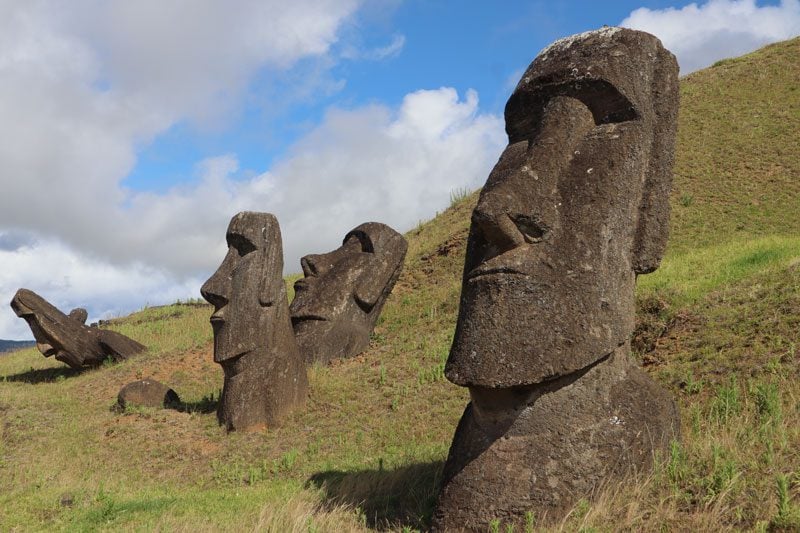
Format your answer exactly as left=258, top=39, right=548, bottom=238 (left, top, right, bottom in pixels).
left=10, top=288, right=145, bottom=369
left=446, top=27, right=679, bottom=388
left=290, top=222, right=407, bottom=365
left=201, top=212, right=307, bottom=431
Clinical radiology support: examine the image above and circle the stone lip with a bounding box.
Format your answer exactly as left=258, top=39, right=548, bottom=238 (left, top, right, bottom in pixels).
left=116, top=379, right=181, bottom=410
left=290, top=221, right=407, bottom=365
left=9, top=288, right=145, bottom=369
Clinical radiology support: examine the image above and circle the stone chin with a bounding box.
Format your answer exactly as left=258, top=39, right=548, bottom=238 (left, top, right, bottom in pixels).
left=36, top=342, right=59, bottom=358
left=210, top=318, right=263, bottom=365
left=447, top=270, right=635, bottom=388
left=292, top=315, right=369, bottom=366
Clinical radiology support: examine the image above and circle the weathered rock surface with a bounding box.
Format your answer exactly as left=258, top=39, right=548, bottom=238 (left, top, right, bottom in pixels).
left=68, top=308, right=88, bottom=324
left=10, top=289, right=145, bottom=369
left=434, top=346, right=679, bottom=529
left=290, top=222, right=407, bottom=365
left=117, top=379, right=180, bottom=410
left=201, top=212, right=308, bottom=432
left=433, top=27, right=681, bottom=530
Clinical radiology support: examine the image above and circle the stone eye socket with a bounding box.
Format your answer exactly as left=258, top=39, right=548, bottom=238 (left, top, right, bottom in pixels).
left=228, top=234, right=257, bottom=257
left=505, top=79, right=639, bottom=144
left=510, top=214, right=549, bottom=244
left=345, top=230, right=374, bottom=253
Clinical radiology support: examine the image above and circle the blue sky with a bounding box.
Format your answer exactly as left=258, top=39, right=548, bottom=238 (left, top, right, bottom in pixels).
left=1, top=0, right=798, bottom=339
left=126, top=0, right=696, bottom=193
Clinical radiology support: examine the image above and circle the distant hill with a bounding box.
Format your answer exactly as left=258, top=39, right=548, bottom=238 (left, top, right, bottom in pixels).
left=0, top=339, right=34, bottom=353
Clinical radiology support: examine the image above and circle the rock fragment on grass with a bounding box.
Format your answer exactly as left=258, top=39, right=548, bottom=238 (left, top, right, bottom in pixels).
left=117, top=379, right=181, bottom=410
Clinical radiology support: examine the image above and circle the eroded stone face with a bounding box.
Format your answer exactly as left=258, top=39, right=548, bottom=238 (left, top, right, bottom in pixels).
left=10, top=288, right=145, bottom=369
left=433, top=28, right=681, bottom=530
left=290, top=222, right=407, bottom=365
left=201, top=212, right=307, bottom=432
left=446, top=26, right=679, bottom=388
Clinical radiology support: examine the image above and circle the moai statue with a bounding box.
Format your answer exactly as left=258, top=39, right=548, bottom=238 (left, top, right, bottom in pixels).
left=290, top=222, right=407, bottom=365
left=432, top=27, right=681, bottom=529
left=10, top=288, right=145, bottom=369
left=201, top=212, right=308, bottom=432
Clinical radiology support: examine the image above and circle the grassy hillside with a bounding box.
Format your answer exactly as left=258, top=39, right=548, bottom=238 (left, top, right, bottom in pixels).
left=1, top=37, right=799, bottom=531
left=669, top=37, right=800, bottom=252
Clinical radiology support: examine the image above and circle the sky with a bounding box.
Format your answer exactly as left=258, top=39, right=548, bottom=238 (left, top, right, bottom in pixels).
left=1, top=0, right=799, bottom=340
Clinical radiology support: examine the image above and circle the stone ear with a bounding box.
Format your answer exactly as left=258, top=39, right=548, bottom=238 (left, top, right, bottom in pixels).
left=353, top=237, right=408, bottom=311
left=353, top=271, right=391, bottom=311
left=631, top=46, right=679, bottom=275
left=258, top=224, right=285, bottom=307
left=631, top=170, right=671, bottom=274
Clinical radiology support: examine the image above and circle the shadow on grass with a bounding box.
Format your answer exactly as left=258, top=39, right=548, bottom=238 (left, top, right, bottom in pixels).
left=72, top=494, right=177, bottom=528
left=308, top=460, right=444, bottom=531
left=2, top=365, right=83, bottom=383
left=176, top=394, right=219, bottom=414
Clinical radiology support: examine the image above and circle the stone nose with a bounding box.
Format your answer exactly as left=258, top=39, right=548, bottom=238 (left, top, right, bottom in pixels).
left=471, top=209, right=529, bottom=258
left=200, top=271, right=229, bottom=309
left=300, top=255, right=317, bottom=277
left=10, top=289, right=35, bottom=317
left=300, top=254, right=327, bottom=277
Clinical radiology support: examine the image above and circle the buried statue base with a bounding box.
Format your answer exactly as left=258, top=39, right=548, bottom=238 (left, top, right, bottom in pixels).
left=432, top=343, right=679, bottom=530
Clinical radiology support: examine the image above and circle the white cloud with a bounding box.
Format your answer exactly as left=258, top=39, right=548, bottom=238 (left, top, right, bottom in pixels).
left=0, top=0, right=365, bottom=242
left=0, top=239, right=202, bottom=340
left=0, top=2, right=509, bottom=339
left=259, top=88, right=505, bottom=271
left=621, top=0, right=800, bottom=73
left=342, top=33, right=406, bottom=61
left=0, top=85, right=504, bottom=338
left=115, top=86, right=503, bottom=277
left=370, top=34, right=407, bottom=60
left=0, top=0, right=363, bottom=338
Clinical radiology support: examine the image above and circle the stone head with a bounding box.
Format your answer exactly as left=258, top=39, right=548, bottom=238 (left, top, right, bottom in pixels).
left=200, top=212, right=286, bottom=367
left=10, top=288, right=144, bottom=368
left=290, top=222, right=407, bottom=364
left=11, top=288, right=87, bottom=366
left=446, top=28, right=679, bottom=387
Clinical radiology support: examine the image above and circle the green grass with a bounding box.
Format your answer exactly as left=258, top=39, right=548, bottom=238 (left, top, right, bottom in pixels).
left=2, top=37, right=800, bottom=531
left=638, top=235, right=800, bottom=306
left=669, top=37, right=800, bottom=253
